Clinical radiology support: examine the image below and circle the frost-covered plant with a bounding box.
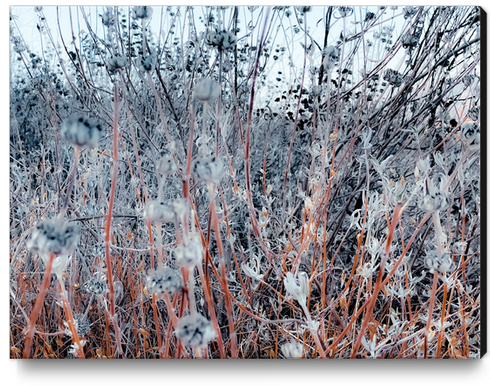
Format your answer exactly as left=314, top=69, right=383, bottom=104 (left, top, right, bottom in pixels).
left=9, top=5, right=481, bottom=360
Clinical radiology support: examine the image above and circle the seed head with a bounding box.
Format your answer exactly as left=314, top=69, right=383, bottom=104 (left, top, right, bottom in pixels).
left=194, top=79, right=221, bottom=101
left=174, top=236, right=203, bottom=268
left=83, top=277, right=109, bottom=296
left=461, top=123, right=480, bottom=149
left=175, top=313, right=216, bottom=348
left=282, top=341, right=303, bottom=358
left=133, top=6, right=153, bottom=19
left=205, top=29, right=236, bottom=51
left=145, top=201, right=175, bottom=223
left=136, top=54, right=156, bottom=72
left=107, top=55, right=128, bottom=72
left=61, top=116, right=104, bottom=148
left=191, top=156, right=223, bottom=184
left=425, top=251, right=452, bottom=274
left=155, top=154, right=177, bottom=177
left=101, top=8, right=115, bottom=27
left=146, top=265, right=183, bottom=296
left=27, top=218, right=80, bottom=259
left=422, top=176, right=448, bottom=212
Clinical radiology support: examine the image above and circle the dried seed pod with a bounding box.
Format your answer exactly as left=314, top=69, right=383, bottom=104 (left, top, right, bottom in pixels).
left=467, top=107, right=480, bottom=122
left=191, top=156, right=223, bottom=184
left=27, top=218, right=80, bottom=258
left=461, top=123, right=480, bottom=149
left=295, top=6, right=311, bottom=14
left=133, top=6, right=153, bottom=19
left=83, top=277, right=109, bottom=296
left=322, top=46, right=340, bottom=71
left=194, top=79, right=221, bottom=101
left=145, top=201, right=175, bottom=223
left=175, top=313, right=216, bottom=348
left=146, top=265, right=183, bottom=296
left=107, top=55, right=128, bottom=72
left=174, top=236, right=202, bottom=268
left=425, top=251, right=452, bottom=274
left=383, top=69, right=403, bottom=87
left=136, top=54, right=156, bottom=72
left=101, top=8, right=115, bottom=27
left=61, top=116, right=104, bottom=148
left=64, top=314, right=91, bottom=338
left=204, top=29, right=236, bottom=51
left=155, top=154, right=177, bottom=177
left=423, top=192, right=448, bottom=212
left=337, top=6, right=353, bottom=18
left=282, top=342, right=304, bottom=358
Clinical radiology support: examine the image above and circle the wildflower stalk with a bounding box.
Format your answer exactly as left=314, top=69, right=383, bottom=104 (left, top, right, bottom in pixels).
left=424, top=270, right=439, bottom=358
left=424, top=210, right=444, bottom=358
left=300, top=302, right=326, bottom=358
left=350, top=203, right=403, bottom=358
left=151, top=294, right=164, bottom=357
left=183, top=104, right=196, bottom=200
left=325, top=211, right=428, bottom=357
left=243, top=7, right=272, bottom=261
left=57, top=274, right=85, bottom=358
left=208, top=183, right=238, bottom=357
left=23, top=253, right=55, bottom=358
left=282, top=11, right=308, bottom=214
left=155, top=222, right=164, bottom=265
left=197, top=263, right=226, bottom=358
left=59, top=145, right=80, bottom=218
left=162, top=294, right=178, bottom=358
left=104, top=81, right=123, bottom=356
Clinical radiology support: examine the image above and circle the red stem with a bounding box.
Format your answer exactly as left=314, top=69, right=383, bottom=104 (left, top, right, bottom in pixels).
left=23, top=253, right=55, bottom=358
left=104, top=82, right=122, bottom=355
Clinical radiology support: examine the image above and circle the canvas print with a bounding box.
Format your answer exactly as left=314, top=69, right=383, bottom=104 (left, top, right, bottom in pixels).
left=9, top=6, right=483, bottom=359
